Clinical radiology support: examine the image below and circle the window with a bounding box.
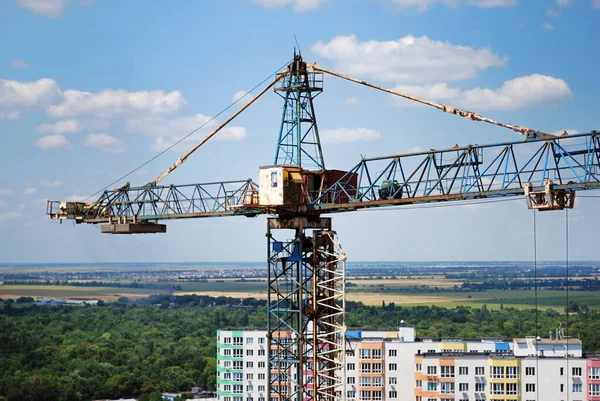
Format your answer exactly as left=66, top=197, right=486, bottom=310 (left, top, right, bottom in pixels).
left=427, top=366, right=437, bottom=375
left=360, top=377, right=371, bottom=387
left=258, top=362, right=265, bottom=368
left=372, top=363, right=384, bottom=373
left=246, top=385, right=253, bottom=392
left=247, top=398, right=253, bottom=401
left=258, top=374, right=265, bottom=380
left=459, top=366, right=468, bottom=375
left=561, top=383, right=564, bottom=392
left=246, top=373, right=253, bottom=380
left=573, top=383, right=582, bottom=393
left=441, top=366, right=455, bottom=378
left=224, top=361, right=231, bottom=368
left=348, top=363, right=355, bottom=371
left=415, top=363, right=422, bottom=372
left=258, top=398, right=264, bottom=401
left=233, top=385, right=243, bottom=394
left=360, top=363, right=371, bottom=373
left=389, top=349, right=397, bottom=357
left=475, top=383, right=486, bottom=392
left=590, top=384, right=600, bottom=396
left=491, top=366, right=504, bottom=379
left=233, top=361, right=243, bottom=370
left=372, top=377, right=383, bottom=387
left=491, top=383, right=504, bottom=395
left=475, top=366, right=485, bottom=376
left=388, top=391, right=397, bottom=399
left=459, top=383, right=468, bottom=392
left=246, top=337, right=254, bottom=344
left=590, top=367, right=600, bottom=379
left=372, top=349, right=383, bottom=359
left=415, top=380, right=422, bottom=388
left=440, top=382, right=455, bottom=395
left=224, top=385, right=232, bottom=392
left=233, top=349, right=243, bottom=358
left=224, top=397, right=231, bottom=401
left=389, top=377, right=397, bottom=385
left=506, top=366, right=519, bottom=379
left=347, top=390, right=356, bottom=399
left=224, top=349, right=232, bottom=356
left=359, top=390, right=370, bottom=401
left=525, top=367, right=535, bottom=376
left=389, top=363, right=397, bottom=371
left=246, top=362, right=253, bottom=368
left=506, top=383, right=518, bottom=395
left=560, top=367, right=564, bottom=376
left=233, top=337, right=243, bottom=346
left=573, top=367, right=582, bottom=376
left=348, top=377, right=355, bottom=385
left=372, top=390, right=382, bottom=401
left=258, top=349, right=265, bottom=356
left=525, top=383, right=536, bottom=392
left=360, top=349, right=371, bottom=359
left=233, top=373, right=243, bottom=382
left=224, top=373, right=231, bottom=380
left=271, top=172, right=278, bottom=187
left=258, top=337, right=265, bottom=344
left=427, top=382, right=438, bottom=391
left=224, top=337, right=232, bottom=344
left=233, top=397, right=242, bottom=401
left=247, top=349, right=254, bottom=356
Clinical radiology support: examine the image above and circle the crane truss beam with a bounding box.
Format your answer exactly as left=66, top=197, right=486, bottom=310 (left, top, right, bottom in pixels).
left=313, top=131, right=600, bottom=212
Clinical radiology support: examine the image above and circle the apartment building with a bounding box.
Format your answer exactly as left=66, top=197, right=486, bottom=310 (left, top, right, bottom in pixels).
left=216, top=327, right=597, bottom=401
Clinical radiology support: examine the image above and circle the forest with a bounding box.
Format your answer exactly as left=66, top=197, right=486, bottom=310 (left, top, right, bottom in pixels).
left=1, top=294, right=600, bottom=401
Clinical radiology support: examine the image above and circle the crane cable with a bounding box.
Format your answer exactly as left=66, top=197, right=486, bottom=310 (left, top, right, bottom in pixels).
left=565, top=207, right=570, bottom=401
left=533, top=209, right=539, bottom=401
left=307, top=63, right=554, bottom=140
left=82, top=58, right=293, bottom=202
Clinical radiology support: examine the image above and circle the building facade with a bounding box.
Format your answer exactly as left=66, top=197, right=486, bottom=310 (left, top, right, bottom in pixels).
left=217, top=327, right=597, bottom=401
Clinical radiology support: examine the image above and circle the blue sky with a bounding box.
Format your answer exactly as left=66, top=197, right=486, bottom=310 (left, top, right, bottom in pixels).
left=1, top=0, right=599, bottom=263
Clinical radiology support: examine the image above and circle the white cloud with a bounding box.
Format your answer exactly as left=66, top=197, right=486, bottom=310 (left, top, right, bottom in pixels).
left=37, top=119, right=81, bottom=134
left=546, top=8, right=561, bottom=16
left=232, top=90, right=255, bottom=106
left=64, top=194, right=92, bottom=202
left=311, top=35, right=505, bottom=84
left=393, top=74, right=571, bottom=111
left=10, top=60, right=28, bottom=70
left=47, top=88, right=186, bottom=118
left=343, top=97, right=359, bottom=105
left=249, top=0, right=326, bottom=12
left=0, top=78, right=61, bottom=108
left=0, top=111, right=20, bottom=120
left=0, top=189, right=14, bottom=196
left=541, top=22, right=555, bottom=30
left=24, top=187, right=37, bottom=195
left=83, top=133, right=125, bottom=153
left=0, top=212, right=21, bottom=221
left=16, top=0, right=87, bottom=17
left=125, top=114, right=246, bottom=151
left=392, top=0, right=516, bottom=10
left=41, top=180, right=63, bottom=187
left=555, top=0, right=572, bottom=6
left=320, top=128, right=381, bottom=144
left=34, top=134, right=72, bottom=150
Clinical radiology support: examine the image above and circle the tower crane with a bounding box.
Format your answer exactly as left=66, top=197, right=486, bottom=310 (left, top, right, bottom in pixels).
left=47, top=54, right=600, bottom=401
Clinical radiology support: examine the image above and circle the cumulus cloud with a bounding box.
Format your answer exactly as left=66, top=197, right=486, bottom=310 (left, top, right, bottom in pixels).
left=343, top=97, right=359, bottom=105
left=0, top=189, right=14, bottom=196
left=126, top=114, right=246, bottom=151
left=41, top=180, right=63, bottom=187
left=392, top=0, right=516, bottom=10
left=249, top=0, right=326, bottom=12
left=0, top=111, right=20, bottom=120
left=311, top=35, right=505, bottom=84
left=47, top=88, right=186, bottom=118
left=392, top=74, right=571, bottom=111
left=37, top=119, right=81, bottom=134
left=541, top=22, right=555, bottom=30
left=16, top=0, right=87, bottom=17
left=34, top=134, right=72, bottom=150
left=555, top=0, right=572, bottom=6
left=0, top=78, right=61, bottom=108
left=232, top=90, right=255, bottom=106
left=83, top=133, right=125, bottom=153
left=10, top=60, right=28, bottom=70
left=24, top=188, right=37, bottom=195
left=320, top=128, right=381, bottom=144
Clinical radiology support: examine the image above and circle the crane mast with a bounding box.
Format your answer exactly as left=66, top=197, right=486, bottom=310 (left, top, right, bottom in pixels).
left=46, top=54, right=600, bottom=401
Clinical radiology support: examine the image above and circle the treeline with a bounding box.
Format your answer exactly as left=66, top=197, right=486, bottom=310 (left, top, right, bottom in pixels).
left=2, top=280, right=182, bottom=291
left=461, top=278, right=600, bottom=291
left=2, top=295, right=600, bottom=401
